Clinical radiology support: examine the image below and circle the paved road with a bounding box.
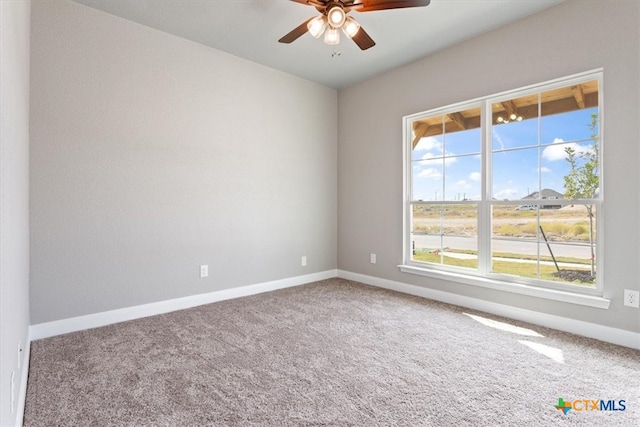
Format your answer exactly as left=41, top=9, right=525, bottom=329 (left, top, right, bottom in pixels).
left=411, top=234, right=592, bottom=259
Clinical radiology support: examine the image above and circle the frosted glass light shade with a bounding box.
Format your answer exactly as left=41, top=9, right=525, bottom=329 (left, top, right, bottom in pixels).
left=308, top=15, right=328, bottom=38
left=327, top=6, right=346, bottom=28
left=343, top=17, right=360, bottom=38
left=324, top=27, right=340, bottom=45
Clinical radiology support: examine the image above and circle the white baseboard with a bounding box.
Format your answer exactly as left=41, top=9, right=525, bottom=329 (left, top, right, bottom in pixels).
left=30, top=269, right=337, bottom=341
left=338, top=270, right=640, bottom=350
left=28, top=267, right=639, bottom=350
left=15, top=336, right=30, bottom=427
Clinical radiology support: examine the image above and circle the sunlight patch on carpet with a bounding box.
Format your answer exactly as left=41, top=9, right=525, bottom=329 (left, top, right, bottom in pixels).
left=464, top=313, right=544, bottom=337
left=519, top=340, right=565, bottom=364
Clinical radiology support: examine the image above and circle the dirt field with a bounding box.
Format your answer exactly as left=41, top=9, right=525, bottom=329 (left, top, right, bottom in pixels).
left=413, top=204, right=596, bottom=242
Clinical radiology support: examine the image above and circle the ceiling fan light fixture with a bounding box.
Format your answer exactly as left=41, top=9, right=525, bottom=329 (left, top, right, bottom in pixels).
left=307, top=15, right=328, bottom=38
left=324, top=27, right=340, bottom=45
left=342, top=16, right=360, bottom=38
left=496, top=113, right=523, bottom=124
left=279, top=0, right=432, bottom=51
left=327, top=5, right=346, bottom=28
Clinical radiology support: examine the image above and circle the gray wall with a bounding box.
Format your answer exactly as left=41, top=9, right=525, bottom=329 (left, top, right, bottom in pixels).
left=338, top=0, right=640, bottom=333
left=0, top=0, right=31, bottom=424
left=28, top=0, right=640, bottom=335
left=30, top=1, right=337, bottom=324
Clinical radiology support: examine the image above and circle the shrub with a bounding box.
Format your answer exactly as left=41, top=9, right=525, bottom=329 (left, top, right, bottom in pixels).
left=495, top=224, right=521, bottom=236
left=571, top=224, right=587, bottom=235
left=520, top=222, right=538, bottom=235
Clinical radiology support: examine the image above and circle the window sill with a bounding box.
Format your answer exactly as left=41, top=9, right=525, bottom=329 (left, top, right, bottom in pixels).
left=398, top=264, right=610, bottom=309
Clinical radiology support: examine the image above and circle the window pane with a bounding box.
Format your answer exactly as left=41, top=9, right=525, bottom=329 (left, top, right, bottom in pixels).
left=411, top=203, right=442, bottom=264
left=541, top=139, right=599, bottom=201
left=540, top=80, right=599, bottom=145
left=444, top=108, right=481, bottom=155
left=492, top=93, right=540, bottom=150
left=412, top=133, right=443, bottom=162
left=491, top=204, right=539, bottom=277
left=411, top=234, right=443, bottom=264
left=491, top=239, right=539, bottom=278
left=444, top=154, right=481, bottom=201
left=541, top=108, right=599, bottom=145
left=442, top=204, right=478, bottom=269
left=412, top=204, right=441, bottom=235
left=539, top=205, right=596, bottom=258
left=540, top=143, right=573, bottom=198
left=491, top=204, right=597, bottom=286
left=543, top=243, right=595, bottom=287
left=493, top=204, right=538, bottom=239
left=492, top=148, right=539, bottom=200
left=412, top=159, right=443, bottom=201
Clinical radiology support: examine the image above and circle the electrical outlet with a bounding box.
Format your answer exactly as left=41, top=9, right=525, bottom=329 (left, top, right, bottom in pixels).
left=370, top=253, right=376, bottom=264
left=301, top=256, right=307, bottom=267
left=623, top=289, right=639, bottom=308
left=200, top=265, right=208, bottom=278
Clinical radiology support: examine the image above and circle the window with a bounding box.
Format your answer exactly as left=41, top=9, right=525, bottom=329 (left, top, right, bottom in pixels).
left=403, top=71, right=603, bottom=300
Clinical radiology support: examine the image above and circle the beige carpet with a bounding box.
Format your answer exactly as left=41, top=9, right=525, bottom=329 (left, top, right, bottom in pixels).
left=24, top=278, right=639, bottom=426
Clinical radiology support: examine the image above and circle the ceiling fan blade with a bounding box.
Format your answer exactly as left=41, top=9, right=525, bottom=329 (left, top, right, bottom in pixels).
left=353, top=0, right=430, bottom=12
left=278, top=18, right=314, bottom=44
left=288, top=0, right=327, bottom=7
left=351, top=26, right=376, bottom=50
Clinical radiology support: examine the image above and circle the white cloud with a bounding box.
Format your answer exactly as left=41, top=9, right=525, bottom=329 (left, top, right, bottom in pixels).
left=456, top=180, right=469, bottom=188
left=417, top=168, right=442, bottom=179
left=542, top=138, right=593, bottom=161
left=540, top=166, right=551, bottom=173
left=414, top=137, right=442, bottom=152
left=469, top=172, right=481, bottom=181
left=415, top=137, right=459, bottom=166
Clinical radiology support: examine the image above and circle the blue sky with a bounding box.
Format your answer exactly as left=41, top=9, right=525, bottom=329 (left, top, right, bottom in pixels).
left=412, top=107, right=599, bottom=201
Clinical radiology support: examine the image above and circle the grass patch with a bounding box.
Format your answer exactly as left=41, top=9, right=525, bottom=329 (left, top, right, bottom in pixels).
left=413, top=251, right=477, bottom=269
left=428, top=248, right=590, bottom=265
left=413, top=249, right=594, bottom=286
left=492, top=251, right=590, bottom=265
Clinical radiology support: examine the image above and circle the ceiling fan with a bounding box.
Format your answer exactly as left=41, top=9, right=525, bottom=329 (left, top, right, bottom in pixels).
left=279, top=0, right=431, bottom=51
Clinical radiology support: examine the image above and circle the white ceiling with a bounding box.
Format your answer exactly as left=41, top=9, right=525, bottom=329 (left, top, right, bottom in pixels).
left=70, top=0, right=564, bottom=89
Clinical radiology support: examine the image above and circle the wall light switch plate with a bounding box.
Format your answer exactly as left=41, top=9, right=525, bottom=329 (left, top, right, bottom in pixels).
left=370, top=253, right=376, bottom=264
left=301, top=256, right=307, bottom=267
left=200, top=265, right=208, bottom=278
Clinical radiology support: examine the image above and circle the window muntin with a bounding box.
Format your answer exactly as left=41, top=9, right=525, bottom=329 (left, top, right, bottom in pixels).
left=405, top=72, right=601, bottom=294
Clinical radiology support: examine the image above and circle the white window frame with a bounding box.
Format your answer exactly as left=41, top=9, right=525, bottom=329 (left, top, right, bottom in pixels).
left=400, top=70, right=609, bottom=309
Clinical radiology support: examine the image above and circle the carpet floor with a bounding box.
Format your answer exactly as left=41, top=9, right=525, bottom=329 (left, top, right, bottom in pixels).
left=24, top=278, right=640, bottom=426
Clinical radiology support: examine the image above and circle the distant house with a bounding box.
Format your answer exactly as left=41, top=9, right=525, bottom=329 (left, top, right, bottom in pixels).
left=522, top=188, right=564, bottom=209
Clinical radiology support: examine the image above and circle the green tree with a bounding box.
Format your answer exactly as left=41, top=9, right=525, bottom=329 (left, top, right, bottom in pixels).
left=563, top=113, right=599, bottom=276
